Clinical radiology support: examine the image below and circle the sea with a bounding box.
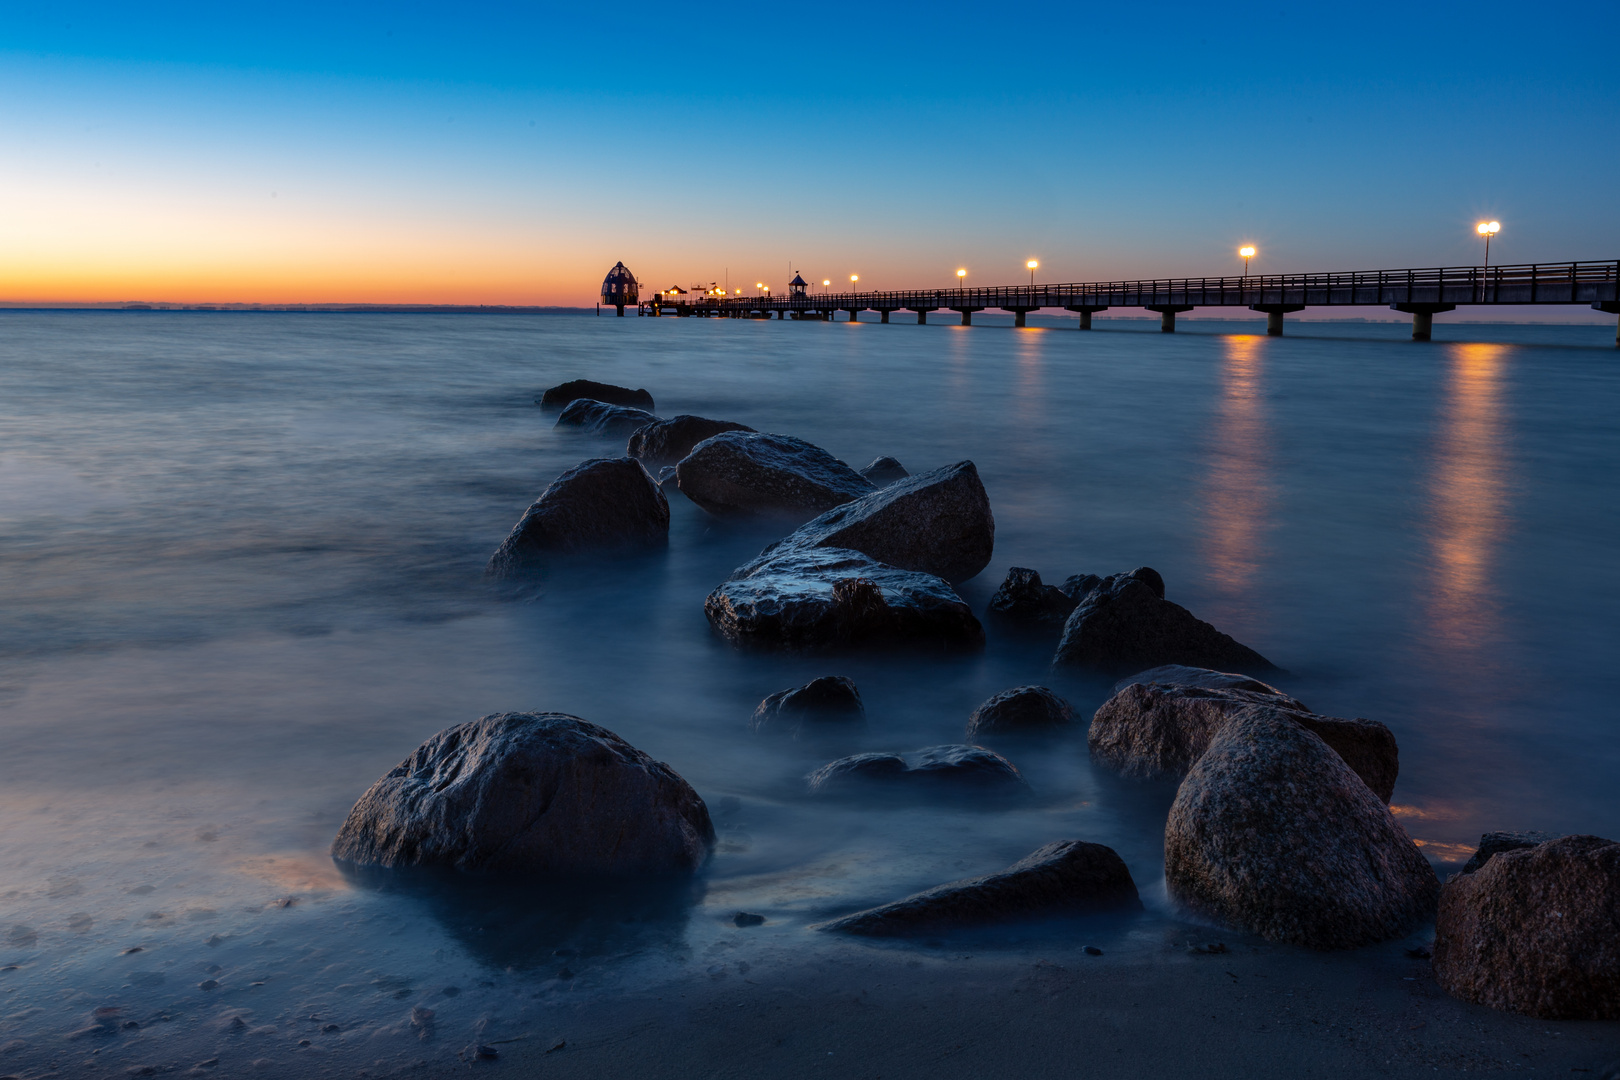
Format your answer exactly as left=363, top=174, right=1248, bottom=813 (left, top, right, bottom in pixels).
left=1, top=311, right=1616, bottom=1075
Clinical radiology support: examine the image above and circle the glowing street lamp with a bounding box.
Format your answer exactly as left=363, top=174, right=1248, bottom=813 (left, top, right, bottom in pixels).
left=1476, top=220, right=1501, bottom=267
left=956, top=268, right=967, bottom=287
left=1026, top=260, right=1038, bottom=288
left=1239, top=246, right=1256, bottom=276
left=850, top=274, right=859, bottom=292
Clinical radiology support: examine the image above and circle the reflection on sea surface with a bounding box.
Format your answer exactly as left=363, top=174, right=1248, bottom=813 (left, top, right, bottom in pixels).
left=1201, top=335, right=1274, bottom=595
left=1425, top=343, right=1510, bottom=651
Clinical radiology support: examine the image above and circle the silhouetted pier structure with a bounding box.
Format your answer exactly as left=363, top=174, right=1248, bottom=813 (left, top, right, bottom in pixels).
left=638, top=259, right=1620, bottom=343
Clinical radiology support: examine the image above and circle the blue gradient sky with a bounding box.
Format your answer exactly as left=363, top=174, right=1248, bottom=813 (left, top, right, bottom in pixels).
left=3, top=2, right=1617, bottom=304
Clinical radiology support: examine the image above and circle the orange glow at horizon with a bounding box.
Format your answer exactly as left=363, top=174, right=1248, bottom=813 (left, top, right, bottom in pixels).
left=1202, top=334, right=1274, bottom=593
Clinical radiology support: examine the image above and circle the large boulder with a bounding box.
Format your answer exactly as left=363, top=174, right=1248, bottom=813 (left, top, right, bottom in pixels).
left=1110, top=664, right=1296, bottom=698
left=1163, top=706, right=1438, bottom=948
left=331, top=713, right=714, bottom=876
left=965, top=686, right=1074, bottom=737
left=1433, top=835, right=1620, bottom=1019
left=810, top=840, right=1141, bottom=936
left=555, top=398, right=661, bottom=437
left=538, top=379, right=655, bottom=412
left=487, top=457, right=668, bottom=578
left=807, top=744, right=1026, bottom=797
left=1053, top=569, right=1276, bottom=676
left=858, top=456, right=910, bottom=486
left=987, top=567, right=1079, bottom=628
left=627, top=415, right=755, bottom=467
left=705, top=547, right=983, bottom=651
left=1460, top=830, right=1562, bottom=874
left=1090, top=682, right=1398, bottom=802
left=675, top=432, right=874, bottom=518
left=750, top=676, right=865, bottom=737
left=749, top=461, right=994, bottom=584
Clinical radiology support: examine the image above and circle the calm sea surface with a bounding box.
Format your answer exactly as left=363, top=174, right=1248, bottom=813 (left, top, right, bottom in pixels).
left=1, top=311, right=1617, bottom=1073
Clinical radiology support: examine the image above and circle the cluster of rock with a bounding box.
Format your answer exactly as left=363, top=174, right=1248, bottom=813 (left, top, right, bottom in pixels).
left=807, top=744, right=1028, bottom=797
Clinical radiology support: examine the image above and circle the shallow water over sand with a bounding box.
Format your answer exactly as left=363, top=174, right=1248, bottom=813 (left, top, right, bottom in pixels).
left=1, top=312, right=1617, bottom=1075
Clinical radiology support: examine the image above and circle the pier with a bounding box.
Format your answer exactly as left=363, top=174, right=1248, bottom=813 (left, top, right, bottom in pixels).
left=636, top=259, right=1620, bottom=343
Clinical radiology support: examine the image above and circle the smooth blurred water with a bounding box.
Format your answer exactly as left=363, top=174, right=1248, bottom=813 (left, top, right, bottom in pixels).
left=1, top=311, right=1617, bottom=1075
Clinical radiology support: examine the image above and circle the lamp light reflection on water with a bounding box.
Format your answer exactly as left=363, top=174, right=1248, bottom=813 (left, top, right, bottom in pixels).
left=1201, top=334, right=1274, bottom=596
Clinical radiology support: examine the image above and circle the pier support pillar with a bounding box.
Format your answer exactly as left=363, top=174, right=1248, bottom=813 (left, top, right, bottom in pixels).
left=1391, top=303, right=1456, bottom=341
left=878, top=310, right=892, bottom=324
left=1064, top=305, right=1108, bottom=329
left=949, top=307, right=983, bottom=326
left=615, top=304, right=626, bottom=317
left=1146, top=305, right=1194, bottom=332
left=845, top=309, right=861, bottom=323
left=1595, top=302, right=1620, bottom=347
left=905, top=308, right=937, bottom=324
left=1001, top=306, right=1037, bottom=327
left=1251, top=303, right=1305, bottom=336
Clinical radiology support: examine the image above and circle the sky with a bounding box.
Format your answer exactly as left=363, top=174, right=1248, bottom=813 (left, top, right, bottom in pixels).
left=2, top=2, right=1618, bottom=307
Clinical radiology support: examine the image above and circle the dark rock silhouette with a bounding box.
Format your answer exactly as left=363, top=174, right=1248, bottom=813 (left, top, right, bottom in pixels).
left=988, top=567, right=1079, bottom=627
left=811, top=840, right=1141, bottom=936
left=1053, top=569, right=1275, bottom=676
left=750, top=676, right=866, bottom=737
left=1460, top=830, right=1562, bottom=874
left=1163, top=706, right=1437, bottom=948
left=1434, top=834, right=1620, bottom=1019
left=807, top=744, right=1026, bottom=796
left=486, top=457, right=667, bottom=577
left=966, top=686, right=1075, bottom=736
left=555, top=398, right=661, bottom=437
left=858, top=456, right=910, bottom=485
left=1111, top=664, right=1297, bottom=699
left=331, top=712, right=714, bottom=876
left=675, top=431, right=874, bottom=518
left=537, top=379, right=655, bottom=411
left=627, top=415, right=755, bottom=467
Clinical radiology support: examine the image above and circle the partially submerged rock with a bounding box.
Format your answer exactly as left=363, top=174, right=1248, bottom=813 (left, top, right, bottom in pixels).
left=627, top=415, right=755, bottom=467
left=538, top=379, right=655, bottom=412
left=807, top=744, right=1026, bottom=796
left=1110, top=664, right=1298, bottom=699
left=750, top=676, right=865, bottom=737
left=331, top=713, right=714, bottom=876
left=858, top=456, right=909, bottom=485
left=705, top=547, right=983, bottom=651
left=987, top=567, right=1078, bottom=627
left=1460, top=831, right=1562, bottom=874
left=1163, top=706, right=1437, bottom=948
left=750, top=461, right=994, bottom=584
left=1433, top=834, right=1620, bottom=1019
left=555, top=398, right=661, bottom=437
left=487, top=457, right=668, bottom=578
left=966, top=686, right=1074, bottom=737
left=811, top=840, right=1141, bottom=936
left=1053, top=569, right=1276, bottom=676
left=675, top=432, right=874, bottom=518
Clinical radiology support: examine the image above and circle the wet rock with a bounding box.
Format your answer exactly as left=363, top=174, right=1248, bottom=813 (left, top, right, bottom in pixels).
left=987, top=567, right=1078, bottom=627
left=1433, top=834, right=1620, bottom=1019
left=538, top=379, right=654, bottom=412
left=812, top=840, right=1140, bottom=936
left=1459, top=830, right=1562, bottom=874
left=858, top=456, right=910, bottom=485
left=705, top=547, right=984, bottom=651
left=330, top=712, right=715, bottom=876
left=676, top=432, right=873, bottom=518
left=1089, top=682, right=1396, bottom=802
left=554, top=398, right=661, bottom=437
left=750, top=461, right=993, bottom=584
left=1053, top=569, right=1277, bottom=676
left=1110, top=664, right=1300, bottom=700
left=627, top=415, right=755, bottom=467
left=807, top=744, right=1027, bottom=796
left=1059, top=573, right=1103, bottom=600
left=750, top=676, right=865, bottom=737
left=1163, top=706, right=1437, bottom=948
left=732, top=912, right=766, bottom=927
left=965, top=686, right=1074, bottom=736
left=486, top=457, right=668, bottom=578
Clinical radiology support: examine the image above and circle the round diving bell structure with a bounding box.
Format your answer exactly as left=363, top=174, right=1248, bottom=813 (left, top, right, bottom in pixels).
left=601, top=262, right=639, bottom=316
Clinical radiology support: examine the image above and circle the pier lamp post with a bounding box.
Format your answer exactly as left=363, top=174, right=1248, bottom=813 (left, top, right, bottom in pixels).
left=1239, top=246, right=1256, bottom=276
left=1476, top=221, right=1500, bottom=267
left=850, top=274, right=859, bottom=294
left=1027, top=260, right=1038, bottom=289
left=957, top=268, right=967, bottom=288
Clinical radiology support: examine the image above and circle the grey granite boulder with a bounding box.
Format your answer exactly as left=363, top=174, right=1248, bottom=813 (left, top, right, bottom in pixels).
left=555, top=398, right=661, bottom=437
left=811, top=840, right=1142, bottom=936
left=858, top=456, right=910, bottom=485
left=1459, top=831, right=1562, bottom=874
left=1053, top=569, right=1276, bottom=676
left=750, top=676, right=865, bottom=737
left=1089, top=680, right=1398, bottom=803
left=330, top=712, right=714, bottom=876
left=538, top=379, right=655, bottom=411
left=749, top=461, right=994, bottom=584
left=1110, top=664, right=1296, bottom=698
left=987, top=567, right=1079, bottom=627
left=807, top=744, right=1027, bottom=796
left=627, top=415, right=755, bottom=467
left=675, top=431, right=874, bottom=518
left=704, top=547, right=983, bottom=651
left=1060, top=573, right=1103, bottom=600
left=1163, top=706, right=1438, bottom=948
left=487, top=457, right=668, bottom=577
left=1434, top=834, right=1620, bottom=1019
left=966, top=686, right=1074, bottom=737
